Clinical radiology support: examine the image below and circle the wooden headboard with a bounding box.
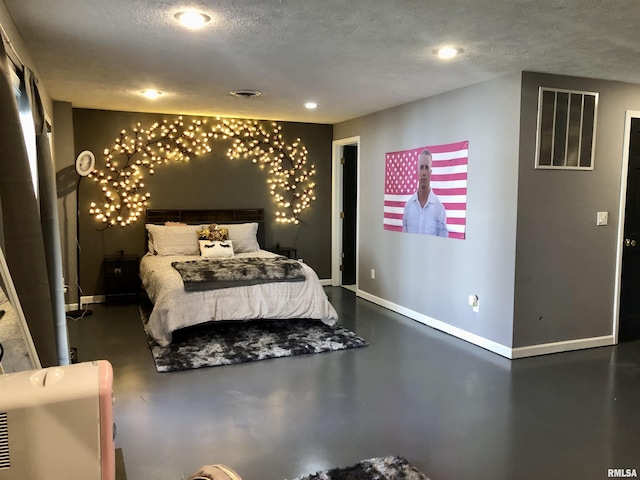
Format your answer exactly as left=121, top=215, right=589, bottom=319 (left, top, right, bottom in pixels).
left=145, top=208, right=266, bottom=249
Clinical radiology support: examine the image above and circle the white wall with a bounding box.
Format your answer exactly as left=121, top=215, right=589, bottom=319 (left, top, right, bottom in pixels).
left=334, top=73, right=522, bottom=352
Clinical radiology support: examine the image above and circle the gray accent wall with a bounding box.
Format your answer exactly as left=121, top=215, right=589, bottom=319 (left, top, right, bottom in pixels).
left=335, top=70, right=640, bottom=355
left=335, top=73, right=523, bottom=349
left=65, top=109, right=333, bottom=297
left=514, top=72, right=640, bottom=348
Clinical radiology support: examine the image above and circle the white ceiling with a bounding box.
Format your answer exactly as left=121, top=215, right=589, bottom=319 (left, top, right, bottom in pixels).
left=4, top=0, right=640, bottom=124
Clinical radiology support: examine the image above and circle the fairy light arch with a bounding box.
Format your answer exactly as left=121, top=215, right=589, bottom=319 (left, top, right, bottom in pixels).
left=86, top=116, right=317, bottom=227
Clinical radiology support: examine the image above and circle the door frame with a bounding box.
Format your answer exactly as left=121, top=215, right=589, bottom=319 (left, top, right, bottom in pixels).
left=613, top=110, right=640, bottom=343
left=331, top=136, right=360, bottom=287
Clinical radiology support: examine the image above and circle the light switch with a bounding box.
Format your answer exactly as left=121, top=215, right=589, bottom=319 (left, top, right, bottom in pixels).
left=597, top=211, right=608, bottom=226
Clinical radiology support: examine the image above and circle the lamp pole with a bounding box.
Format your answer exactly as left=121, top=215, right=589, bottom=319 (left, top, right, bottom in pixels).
left=67, top=152, right=95, bottom=320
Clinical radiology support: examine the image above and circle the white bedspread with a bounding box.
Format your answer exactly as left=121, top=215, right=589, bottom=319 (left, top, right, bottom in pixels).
left=140, top=250, right=338, bottom=346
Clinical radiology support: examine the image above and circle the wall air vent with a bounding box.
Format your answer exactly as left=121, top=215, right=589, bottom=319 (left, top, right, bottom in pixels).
left=0, top=412, right=9, bottom=469
left=535, top=87, right=598, bottom=170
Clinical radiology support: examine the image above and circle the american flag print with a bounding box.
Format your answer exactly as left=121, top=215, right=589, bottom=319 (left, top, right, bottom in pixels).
left=384, top=140, right=468, bottom=239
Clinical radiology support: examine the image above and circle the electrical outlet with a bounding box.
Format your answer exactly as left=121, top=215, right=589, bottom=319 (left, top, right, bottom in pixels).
left=69, top=347, right=78, bottom=364
left=468, top=294, right=479, bottom=313
left=297, top=258, right=304, bottom=263
left=371, top=269, right=375, bottom=279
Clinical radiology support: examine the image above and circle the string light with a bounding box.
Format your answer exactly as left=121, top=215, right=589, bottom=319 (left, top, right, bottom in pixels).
left=88, top=116, right=317, bottom=227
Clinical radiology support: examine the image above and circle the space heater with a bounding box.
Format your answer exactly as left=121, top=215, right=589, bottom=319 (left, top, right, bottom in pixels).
left=0, top=360, right=115, bottom=480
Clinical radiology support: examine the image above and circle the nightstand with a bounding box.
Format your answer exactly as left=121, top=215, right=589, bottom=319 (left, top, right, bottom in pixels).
left=103, top=254, right=140, bottom=306
left=269, top=246, right=297, bottom=259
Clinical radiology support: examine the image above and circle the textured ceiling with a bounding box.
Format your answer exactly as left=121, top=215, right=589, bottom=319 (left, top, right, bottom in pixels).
left=4, top=0, right=640, bottom=124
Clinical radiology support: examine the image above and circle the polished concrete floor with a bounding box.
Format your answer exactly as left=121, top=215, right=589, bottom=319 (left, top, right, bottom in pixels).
left=67, top=287, right=640, bottom=480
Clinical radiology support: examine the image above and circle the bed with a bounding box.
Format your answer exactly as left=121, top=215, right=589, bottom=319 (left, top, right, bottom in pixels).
left=140, top=209, right=338, bottom=346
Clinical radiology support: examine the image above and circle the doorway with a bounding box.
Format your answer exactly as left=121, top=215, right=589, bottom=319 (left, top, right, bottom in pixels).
left=332, top=137, right=360, bottom=288
left=619, top=114, right=640, bottom=342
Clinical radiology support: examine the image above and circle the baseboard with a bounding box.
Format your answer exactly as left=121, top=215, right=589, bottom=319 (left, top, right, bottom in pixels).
left=510, top=335, right=615, bottom=358
left=65, top=295, right=106, bottom=311
left=355, top=289, right=614, bottom=359
left=356, top=289, right=513, bottom=358
left=74, top=284, right=335, bottom=305
left=84, top=295, right=106, bottom=304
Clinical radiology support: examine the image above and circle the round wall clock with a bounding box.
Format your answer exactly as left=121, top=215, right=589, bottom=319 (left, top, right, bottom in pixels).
left=75, top=150, right=95, bottom=177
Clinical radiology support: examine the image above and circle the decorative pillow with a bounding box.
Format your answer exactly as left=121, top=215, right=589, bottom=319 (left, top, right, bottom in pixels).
left=199, top=240, right=235, bottom=258
left=197, top=224, right=229, bottom=241
left=220, top=223, right=260, bottom=253
left=146, top=224, right=202, bottom=255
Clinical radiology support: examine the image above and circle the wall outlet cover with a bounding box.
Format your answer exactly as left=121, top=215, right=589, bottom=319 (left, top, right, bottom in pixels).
left=597, top=211, right=608, bottom=226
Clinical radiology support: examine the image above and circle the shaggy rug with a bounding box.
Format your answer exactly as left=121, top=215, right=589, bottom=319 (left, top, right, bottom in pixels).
left=140, top=304, right=368, bottom=372
left=292, top=456, right=430, bottom=480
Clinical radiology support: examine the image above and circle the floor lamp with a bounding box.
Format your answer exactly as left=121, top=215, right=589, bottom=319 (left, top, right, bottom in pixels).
left=67, top=150, right=95, bottom=320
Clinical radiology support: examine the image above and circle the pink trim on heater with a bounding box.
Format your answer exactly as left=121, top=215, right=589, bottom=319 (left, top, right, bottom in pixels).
left=98, top=360, right=115, bottom=480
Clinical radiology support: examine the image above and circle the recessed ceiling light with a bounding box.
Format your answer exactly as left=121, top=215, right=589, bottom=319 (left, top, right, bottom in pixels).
left=230, top=90, right=262, bottom=98
left=304, top=102, right=318, bottom=109
left=435, top=46, right=463, bottom=59
left=141, top=89, right=162, bottom=100
left=175, top=10, right=212, bottom=30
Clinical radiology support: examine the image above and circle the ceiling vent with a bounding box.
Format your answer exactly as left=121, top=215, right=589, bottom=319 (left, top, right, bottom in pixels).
left=230, top=90, right=261, bottom=98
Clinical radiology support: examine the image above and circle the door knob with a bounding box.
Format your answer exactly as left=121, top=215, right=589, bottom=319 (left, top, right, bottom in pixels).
left=625, top=239, right=637, bottom=247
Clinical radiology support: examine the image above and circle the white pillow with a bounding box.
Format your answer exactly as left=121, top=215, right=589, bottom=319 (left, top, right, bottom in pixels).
left=199, top=240, right=235, bottom=258
left=146, top=224, right=201, bottom=255
left=146, top=222, right=189, bottom=253
left=220, top=223, right=260, bottom=253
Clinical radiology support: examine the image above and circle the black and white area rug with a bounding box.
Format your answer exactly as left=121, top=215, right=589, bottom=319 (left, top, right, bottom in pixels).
left=140, top=304, right=368, bottom=373
left=292, top=456, right=430, bottom=480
